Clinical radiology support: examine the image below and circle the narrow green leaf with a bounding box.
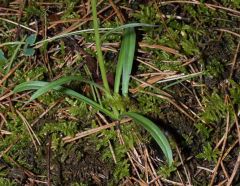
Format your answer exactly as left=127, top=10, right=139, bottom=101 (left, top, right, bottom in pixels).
left=114, top=29, right=128, bottom=94
left=123, top=112, right=173, bottom=165
left=121, top=28, right=136, bottom=96
left=33, top=24, right=156, bottom=47
left=91, top=0, right=110, bottom=92
left=13, top=81, right=47, bottom=92
left=114, top=27, right=136, bottom=95
left=1, top=37, right=25, bottom=94
left=102, top=23, right=159, bottom=40
left=13, top=81, right=117, bottom=120
left=34, top=28, right=112, bottom=46
left=0, top=41, right=25, bottom=47
left=29, top=76, right=110, bottom=102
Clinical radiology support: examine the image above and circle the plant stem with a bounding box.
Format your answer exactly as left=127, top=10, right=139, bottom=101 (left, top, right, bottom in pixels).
left=91, top=0, right=110, bottom=93
left=91, top=0, right=119, bottom=118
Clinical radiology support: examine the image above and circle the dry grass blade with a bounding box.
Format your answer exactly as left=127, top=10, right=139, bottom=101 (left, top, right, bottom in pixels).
left=139, top=42, right=184, bottom=57
left=160, top=1, right=240, bottom=16
left=63, top=118, right=131, bottom=143
left=16, top=110, right=41, bottom=150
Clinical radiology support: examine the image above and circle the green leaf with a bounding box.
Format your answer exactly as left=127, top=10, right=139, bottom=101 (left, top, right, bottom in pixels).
left=121, top=28, right=136, bottom=96
left=28, top=76, right=109, bottom=101
left=23, top=34, right=37, bottom=56
left=33, top=24, right=156, bottom=47
left=114, top=27, right=136, bottom=95
left=13, top=81, right=117, bottom=120
left=26, top=34, right=37, bottom=45
left=0, top=49, right=7, bottom=63
left=123, top=112, right=173, bottom=165
left=23, top=48, right=35, bottom=56
left=0, top=49, right=7, bottom=70
left=91, top=0, right=110, bottom=92
left=102, top=23, right=158, bottom=40
left=114, top=29, right=127, bottom=94
left=13, top=81, right=47, bottom=92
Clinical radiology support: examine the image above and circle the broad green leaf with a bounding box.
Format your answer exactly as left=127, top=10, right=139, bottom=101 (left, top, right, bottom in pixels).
left=0, top=49, right=7, bottom=64
left=26, top=34, right=37, bottom=45
left=121, top=28, right=136, bottom=96
left=13, top=81, right=117, bottom=120
left=0, top=49, right=7, bottom=70
left=123, top=112, right=173, bottom=165
left=23, top=48, right=35, bottom=56
left=23, top=34, right=37, bottom=56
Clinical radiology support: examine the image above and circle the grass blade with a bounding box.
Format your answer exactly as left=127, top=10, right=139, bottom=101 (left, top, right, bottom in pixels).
left=114, top=29, right=128, bottom=94
left=29, top=76, right=109, bottom=102
left=13, top=81, right=48, bottom=92
left=114, top=28, right=136, bottom=95
left=91, top=0, right=110, bottom=92
left=102, top=23, right=159, bottom=40
left=34, top=28, right=112, bottom=47
left=121, top=28, right=136, bottom=96
left=13, top=81, right=117, bottom=120
left=123, top=112, right=173, bottom=165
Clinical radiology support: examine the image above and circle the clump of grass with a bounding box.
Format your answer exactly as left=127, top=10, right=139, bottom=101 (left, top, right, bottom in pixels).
left=13, top=0, right=173, bottom=166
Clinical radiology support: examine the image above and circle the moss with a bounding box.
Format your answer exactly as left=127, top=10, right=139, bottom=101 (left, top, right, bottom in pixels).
left=0, top=178, right=17, bottom=186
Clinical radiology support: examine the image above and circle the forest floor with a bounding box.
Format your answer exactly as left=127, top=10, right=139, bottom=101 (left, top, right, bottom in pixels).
left=0, top=0, right=240, bottom=185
